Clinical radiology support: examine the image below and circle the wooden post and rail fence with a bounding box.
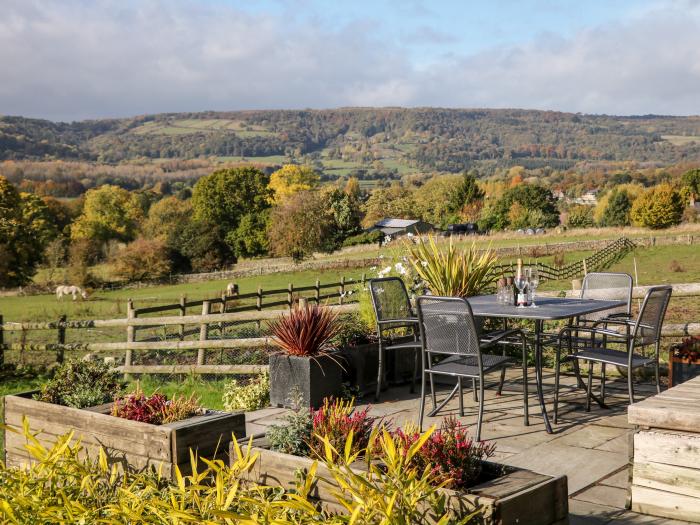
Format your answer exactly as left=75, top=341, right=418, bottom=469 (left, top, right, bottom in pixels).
left=1, top=282, right=699, bottom=377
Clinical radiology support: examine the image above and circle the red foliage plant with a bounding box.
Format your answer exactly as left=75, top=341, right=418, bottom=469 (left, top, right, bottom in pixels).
left=393, top=417, right=496, bottom=489
left=310, top=397, right=376, bottom=459
left=111, top=389, right=200, bottom=425
left=112, top=390, right=168, bottom=425
left=267, top=303, right=341, bottom=357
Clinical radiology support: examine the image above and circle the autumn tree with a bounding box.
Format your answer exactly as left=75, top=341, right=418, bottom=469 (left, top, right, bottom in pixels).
left=113, top=238, right=172, bottom=282
left=268, top=164, right=320, bottom=204
left=631, top=183, right=684, bottom=229
left=600, top=189, right=632, bottom=227
left=566, top=205, right=595, bottom=228
left=0, top=176, right=46, bottom=285
left=480, top=183, right=559, bottom=231
left=71, top=185, right=144, bottom=244
left=361, top=183, right=417, bottom=228
left=267, top=191, right=333, bottom=262
left=143, top=196, right=193, bottom=240
left=192, top=167, right=272, bottom=258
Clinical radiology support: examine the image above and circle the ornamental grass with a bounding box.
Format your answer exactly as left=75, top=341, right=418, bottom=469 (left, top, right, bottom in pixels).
left=267, top=303, right=341, bottom=357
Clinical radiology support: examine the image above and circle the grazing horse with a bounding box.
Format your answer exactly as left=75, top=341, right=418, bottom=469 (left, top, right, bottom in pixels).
left=56, top=285, right=89, bottom=301
left=226, top=282, right=238, bottom=297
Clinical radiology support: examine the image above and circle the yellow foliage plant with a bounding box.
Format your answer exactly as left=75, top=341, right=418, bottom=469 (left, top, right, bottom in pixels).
left=407, top=236, right=498, bottom=297
left=0, top=417, right=479, bottom=524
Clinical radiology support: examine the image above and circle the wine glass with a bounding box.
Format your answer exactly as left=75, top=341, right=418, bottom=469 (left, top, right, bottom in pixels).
left=514, top=273, right=527, bottom=308
left=528, top=267, right=540, bottom=307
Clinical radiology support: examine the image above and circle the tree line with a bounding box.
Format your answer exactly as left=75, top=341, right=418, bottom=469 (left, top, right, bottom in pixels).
left=0, top=164, right=698, bottom=288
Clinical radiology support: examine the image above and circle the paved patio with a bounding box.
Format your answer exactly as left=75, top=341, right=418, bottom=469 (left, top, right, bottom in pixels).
left=245, top=368, right=695, bottom=524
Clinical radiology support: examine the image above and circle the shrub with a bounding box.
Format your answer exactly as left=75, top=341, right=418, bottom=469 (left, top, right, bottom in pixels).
left=268, top=303, right=340, bottom=357
left=309, top=397, right=376, bottom=460
left=113, top=237, right=172, bottom=282
left=222, top=372, right=270, bottom=411
left=0, top=420, right=461, bottom=523
left=267, top=404, right=313, bottom=456
left=407, top=236, right=498, bottom=297
left=566, top=205, right=595, bottom=228
left=342, top=230, right=383, bottom=247
left=112, top=388, right=201, bottom=425
left=36, top=359, right=124, bottom=409
left=331, top=313, right=374, bottom=347
left=393, top=416, right=495, bottom=489
left=631, top=183, right=684, bottom=229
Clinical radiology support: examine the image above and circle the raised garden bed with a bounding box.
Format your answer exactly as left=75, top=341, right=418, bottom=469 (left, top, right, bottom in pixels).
left=3, top=392, right=246, bottom=479
left=237, top=436, right=568, bottom=525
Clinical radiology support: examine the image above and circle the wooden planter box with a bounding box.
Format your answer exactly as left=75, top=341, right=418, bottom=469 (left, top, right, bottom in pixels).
left=628, top=375, right=700, bottom=521
left=237, top=438, right=568, bottom=525
left=3, top=392, right=246, bottom=479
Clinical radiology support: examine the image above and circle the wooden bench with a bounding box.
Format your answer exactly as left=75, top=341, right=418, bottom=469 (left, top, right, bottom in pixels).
left=628, top=375, right=700, bottom=522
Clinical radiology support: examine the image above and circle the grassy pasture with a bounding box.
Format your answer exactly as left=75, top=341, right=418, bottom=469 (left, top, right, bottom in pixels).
left=129, top=118, right=277, bottom=138
left=661, top=135, right=700, bottom=146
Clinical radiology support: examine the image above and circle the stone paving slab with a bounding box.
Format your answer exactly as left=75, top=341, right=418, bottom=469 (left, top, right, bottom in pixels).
left=574, top=485, right=629, bottom=509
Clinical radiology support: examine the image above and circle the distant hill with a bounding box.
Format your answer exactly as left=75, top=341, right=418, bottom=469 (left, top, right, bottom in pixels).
left=2, top=108, right=700, bottom=174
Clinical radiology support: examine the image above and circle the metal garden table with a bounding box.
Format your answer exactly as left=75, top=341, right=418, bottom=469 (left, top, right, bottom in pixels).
left=466, top=295, right=626, bottom=434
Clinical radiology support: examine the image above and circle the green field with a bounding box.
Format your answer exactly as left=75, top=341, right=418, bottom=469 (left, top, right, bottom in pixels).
left=130, top=118, right=277, bottom=138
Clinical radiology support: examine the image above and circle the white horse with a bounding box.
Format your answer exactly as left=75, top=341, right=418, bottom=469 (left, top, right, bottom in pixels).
left=226, top=282, right=238, bottom=296
left=56, top=285, right=89, bottom=301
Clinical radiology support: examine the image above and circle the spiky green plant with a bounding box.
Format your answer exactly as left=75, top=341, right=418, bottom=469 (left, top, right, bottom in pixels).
left=407, top=236, right=498, bottom=297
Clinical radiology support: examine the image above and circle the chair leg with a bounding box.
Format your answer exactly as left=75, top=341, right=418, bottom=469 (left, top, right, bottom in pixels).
left=476, top=378, right=485, bottom=442
left=419, top=371, right=427, bottom=432
left=472, top=378, right=478, bottom=402
left=554, top=342, right=561, bottom=424
left=375, top=344, right=384, bottom=402
left=410, top=348, right=419, bottom=394
left=522, top=335, right=529, bottom=426
left=600, top=363, right=606, bottom=404
left=586, top=360, right=594, bottom=412
left=654, top=360, right=661, bottom=394
left=458, top=377, right=464, bottom=417
left=429, top=373, right=437, bottom=410
left=497, top=366, right=506, bottom=396
left=628, top=366, right=635, bottom=405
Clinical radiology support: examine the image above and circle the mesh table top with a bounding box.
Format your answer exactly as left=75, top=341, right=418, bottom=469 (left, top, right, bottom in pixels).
left=465, top=295, right=626, bottom=321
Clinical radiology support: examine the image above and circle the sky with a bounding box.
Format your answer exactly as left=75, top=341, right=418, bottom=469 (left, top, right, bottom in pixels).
left=1, top=0, right=700, bottom=121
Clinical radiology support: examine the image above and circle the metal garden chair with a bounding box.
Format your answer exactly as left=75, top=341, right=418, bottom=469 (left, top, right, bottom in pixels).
left=554, top=285, right=672, bottom=422
left=368, top=277, right=422, bottom=401
left=416, top=296, right=529, bottom=441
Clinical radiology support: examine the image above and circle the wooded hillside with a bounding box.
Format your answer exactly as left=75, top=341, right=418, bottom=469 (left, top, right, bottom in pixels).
left=2, top=109, right=700, bottom=172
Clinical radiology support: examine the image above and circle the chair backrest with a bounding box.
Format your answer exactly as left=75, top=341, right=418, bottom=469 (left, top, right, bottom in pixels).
left=632, top=286, right=672, bottom=347
left=580, top=272, right=633, bottom=321
left=416, top=296, right=481, bottom=359
left=368, top=277, right=413, bottom=326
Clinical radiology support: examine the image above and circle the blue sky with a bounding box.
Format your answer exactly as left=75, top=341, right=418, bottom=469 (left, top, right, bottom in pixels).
left=1, top=0, right=699, bottom=120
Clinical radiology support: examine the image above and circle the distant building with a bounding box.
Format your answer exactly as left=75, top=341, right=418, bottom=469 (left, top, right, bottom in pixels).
left=573, top=189, right=599, bottom=205
left=369, top=218, right=434, bottom=240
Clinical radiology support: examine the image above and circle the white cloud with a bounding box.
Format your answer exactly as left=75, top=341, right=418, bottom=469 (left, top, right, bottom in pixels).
left=1, top=0, right=699, bottom=120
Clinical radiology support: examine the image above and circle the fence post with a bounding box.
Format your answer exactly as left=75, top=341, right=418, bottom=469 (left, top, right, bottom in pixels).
left=256, top=286, right=263, bottom=333
left=315, top=279, right=321, bottom=304
left=299, top=297, right=308, bottom=309
left=56, top=315, right=66, bottom=364
left=179, top=295, right=186, bottom=341
left=287, top=283, right=294, bottom=309
left=0, top=314, right=4, bottom=368
left=339, top=276, right=345, bottom=305
left=198, top=300, right=210, bottom=366
left=125, top=299, right=135, bottom=379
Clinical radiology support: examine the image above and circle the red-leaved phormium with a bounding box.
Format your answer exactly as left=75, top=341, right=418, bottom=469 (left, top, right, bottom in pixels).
left=393, top=416, right=495, bottom=489
left=267, top=303, right=340, bottom=357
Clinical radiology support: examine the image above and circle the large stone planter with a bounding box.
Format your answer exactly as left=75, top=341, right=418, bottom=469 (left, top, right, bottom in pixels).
left=3, top=392, right=245, bottom=479
left=269, top=352, right=344, bottom=408
left=339, top=339, right=419, bottom=395
left=238, top=437, right=568, bottom=525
